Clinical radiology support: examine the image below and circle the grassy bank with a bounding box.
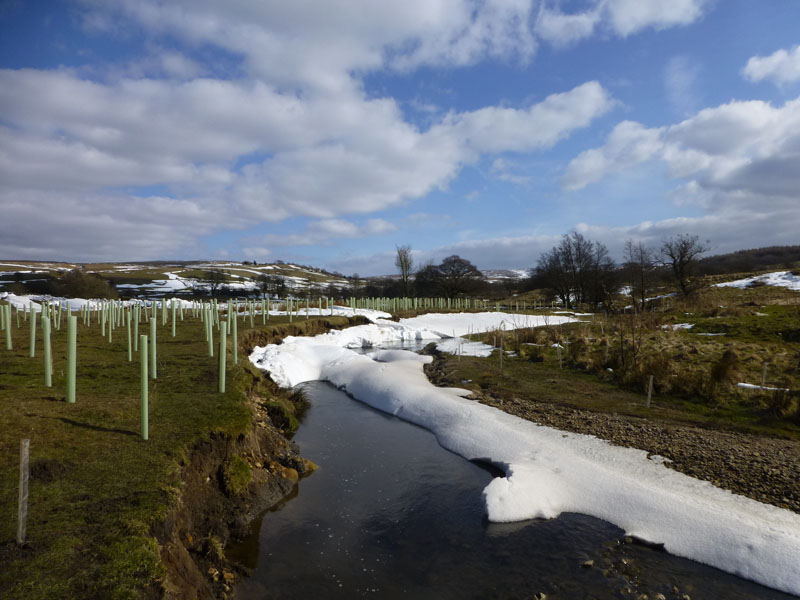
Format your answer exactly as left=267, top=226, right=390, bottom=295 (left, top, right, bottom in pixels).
left=457, top=285, right=800, bottom=438
left=0, top=304, right=353, bottom=599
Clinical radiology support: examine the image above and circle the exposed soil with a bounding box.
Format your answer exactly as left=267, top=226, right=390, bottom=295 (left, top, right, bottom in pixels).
left=425, top=353, right=800, bottom=515
left=151, top=396, right=312, bottom=600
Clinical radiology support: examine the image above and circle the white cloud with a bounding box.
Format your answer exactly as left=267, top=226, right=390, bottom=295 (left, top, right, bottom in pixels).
left=0, top=0, right=709, bottom=262
left=565, top=96, right=800, bottom=202
left=605, top=0, right=708, bottom=37
left=0, top=64, right=613, bottom=228
left=563, top=120, right=664, bottom=189
left=535, top=6, right=601, bottom=47
left=247, top=218, right=397, bottom=248
left=664, top=55, right=702, bottom=117
left=536, top=0, right=708, bottom=45
left=743, top=45, right=800, bottom=86
left=0, top=190, right=213, bottom=261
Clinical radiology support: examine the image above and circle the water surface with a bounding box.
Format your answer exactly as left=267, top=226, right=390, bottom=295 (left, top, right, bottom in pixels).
left=231, top=381, right=795, bottom=599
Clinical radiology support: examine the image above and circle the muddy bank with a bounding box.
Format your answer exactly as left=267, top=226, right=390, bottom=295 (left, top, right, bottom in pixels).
left=151, top=390, right=312, bottom=599
left=151, top=317, right=367, bottom=600
left=425, top=353, right=800, bottom=515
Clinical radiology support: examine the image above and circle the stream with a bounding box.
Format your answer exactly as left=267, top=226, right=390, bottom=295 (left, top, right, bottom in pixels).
left=229, top=380, right=795, bottom=599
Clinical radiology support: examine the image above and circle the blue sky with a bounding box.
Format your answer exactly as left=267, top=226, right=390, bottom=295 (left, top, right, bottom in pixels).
left=1, top=1, right=799, bottom=275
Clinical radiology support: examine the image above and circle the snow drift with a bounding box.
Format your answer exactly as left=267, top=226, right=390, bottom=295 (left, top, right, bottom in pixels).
left=250, top=313, right=800, bottom=596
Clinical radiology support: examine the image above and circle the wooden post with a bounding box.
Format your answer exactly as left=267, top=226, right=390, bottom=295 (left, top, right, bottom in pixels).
left=646, top=375, right=654, bottom=408
left=762, top=362, right=768, bottom=387
left=17, top=439, right=29, bottom=546
left=557, top=346, right=562, bottom=369
left=140, top=335, right=148, bottom=441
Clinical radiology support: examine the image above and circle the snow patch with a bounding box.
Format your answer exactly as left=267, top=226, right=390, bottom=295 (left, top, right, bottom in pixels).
left=715, top=271, right=800, bottom=291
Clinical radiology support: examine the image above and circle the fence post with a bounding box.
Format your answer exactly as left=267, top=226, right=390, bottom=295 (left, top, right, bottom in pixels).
left=762, top=362, right=768, bottom=387
left=646, top=375, right=654, bottom=409
left=17, top=439, right=30, bottom=546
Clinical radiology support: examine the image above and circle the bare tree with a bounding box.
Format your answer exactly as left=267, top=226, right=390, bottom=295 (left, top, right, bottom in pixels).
left=395, top=245, right=414, bottom=297
left=624, top=239, right=655, bottom=312
left=534, top=231, right=616, bottom=309
left=660, top=234, right=710, bottom=297
left=535, top=248, right=571, bottom=307
left=438, top=255, right=482, bottom=298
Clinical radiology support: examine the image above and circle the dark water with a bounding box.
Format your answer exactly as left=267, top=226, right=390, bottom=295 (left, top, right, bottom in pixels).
left=230, top=381, right=796, bottom=600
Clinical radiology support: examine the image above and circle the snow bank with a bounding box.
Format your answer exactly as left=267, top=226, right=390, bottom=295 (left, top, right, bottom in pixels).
left=0, top=293, right=198, bottom=312
left=292, top=306, right=392, bottom=320
left=395, top=311, right=576, bottom=337
left=715, top=271, right=800, bottom=291
left=250, top=312, right=576, bottom=387
left=435, top=337, right=494, bottom=357
left=250, top=316, right=800, bottom=596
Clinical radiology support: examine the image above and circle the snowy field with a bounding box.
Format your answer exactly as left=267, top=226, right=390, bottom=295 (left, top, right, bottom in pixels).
left=250, top=312, right=800, bottom=596
left=715, top=271, right=800, bottom=291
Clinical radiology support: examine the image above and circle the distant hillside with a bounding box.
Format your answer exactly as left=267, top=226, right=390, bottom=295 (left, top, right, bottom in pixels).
left=698, top=246, right=800, bottom=276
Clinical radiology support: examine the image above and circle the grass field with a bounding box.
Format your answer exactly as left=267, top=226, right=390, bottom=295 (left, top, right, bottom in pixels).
left=0, top=303, right=348, bottom=599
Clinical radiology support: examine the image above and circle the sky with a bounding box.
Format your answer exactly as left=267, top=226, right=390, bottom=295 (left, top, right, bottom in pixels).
left=1, top=0, right=799, bottom=276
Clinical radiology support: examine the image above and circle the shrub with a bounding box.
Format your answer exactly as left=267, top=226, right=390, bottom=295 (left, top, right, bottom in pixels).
left=710, top=348, right=739, bottom=384
left=764, top=382, right=799, bottom=418
left=58, top=269, right=118, bottom=299
left=566, top=337, right=589, bottom=367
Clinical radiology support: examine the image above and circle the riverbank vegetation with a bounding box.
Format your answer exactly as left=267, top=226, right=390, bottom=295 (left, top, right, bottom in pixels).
left=451, top=283, right=800, bottom=437
left=0, top=306, right=358, bottom=599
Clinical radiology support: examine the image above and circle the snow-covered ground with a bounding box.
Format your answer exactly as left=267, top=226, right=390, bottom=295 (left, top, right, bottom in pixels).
left=250, top=312, right=576, bottom=387
left=715, top=271, right=800, bottom=291
left=249, top=312, right=800, bottom=596
left=116, top=272, right=198, bottom=292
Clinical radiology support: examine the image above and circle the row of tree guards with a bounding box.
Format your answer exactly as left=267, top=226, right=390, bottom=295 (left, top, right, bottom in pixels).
left=1, top=294, right=562, bottom=436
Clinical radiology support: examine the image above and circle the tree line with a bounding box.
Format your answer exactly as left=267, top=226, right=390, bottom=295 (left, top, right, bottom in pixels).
left=531, top=232, right=710, bottom=311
